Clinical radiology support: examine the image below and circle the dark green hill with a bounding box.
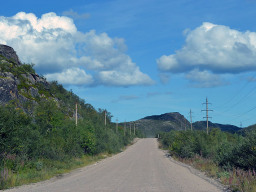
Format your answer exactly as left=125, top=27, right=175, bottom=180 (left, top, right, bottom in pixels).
left=237, top=124, right=256, bottom=135
left=123, top=112, right=241, bottom=137
left=192, top=121, right=241, bottom=133
left=121, top=112, right=190, bottom=137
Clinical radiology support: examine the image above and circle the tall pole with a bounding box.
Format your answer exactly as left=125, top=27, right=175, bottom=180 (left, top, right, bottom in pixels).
left=130, top=122, right=132, bottom=135
left=116, top=118, right=118, bottom=133
left=75, top=103, right=78, bottom=126
left=202, top=97, right=213, bottom=135
left=190, top=109, right=193, bottom=131
left=133, top=122, right=136, bottom=135
left=124, top=120, right=126, bottom=136
left=206, top=98, right=209, bottom=134
left=104, top=110, right=107, bottom=127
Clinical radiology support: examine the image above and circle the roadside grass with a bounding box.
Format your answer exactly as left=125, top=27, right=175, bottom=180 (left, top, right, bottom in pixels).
left=0, top=153, right=110, bottom=190
left=0, top=139, right=139, bottom=190
left=173, top=155, right=256, bottom=192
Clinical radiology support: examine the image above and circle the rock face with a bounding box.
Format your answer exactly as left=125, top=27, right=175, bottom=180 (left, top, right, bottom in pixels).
left=0, top=44, right=21, bottom=65
left=0, top=44, right=50, bottom=111
left=0, top=72, right=18, bottom=104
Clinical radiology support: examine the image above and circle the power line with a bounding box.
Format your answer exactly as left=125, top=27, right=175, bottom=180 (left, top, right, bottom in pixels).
left=216, top=72, right=256, bottom=109
left=229, top=105, right=256, bottom=125
left=222, top=85, right=256, bottom=113
left=237, top=106, right=256, bottom=118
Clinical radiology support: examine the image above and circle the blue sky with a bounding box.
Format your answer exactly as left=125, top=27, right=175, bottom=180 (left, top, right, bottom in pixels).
left=1, top=0, right=256, bottom=127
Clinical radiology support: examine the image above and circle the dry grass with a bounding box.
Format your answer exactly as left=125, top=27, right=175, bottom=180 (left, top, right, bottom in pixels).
left=174, top=155, right=256, bottom=192
left=0, top=153, right=109, bottom=190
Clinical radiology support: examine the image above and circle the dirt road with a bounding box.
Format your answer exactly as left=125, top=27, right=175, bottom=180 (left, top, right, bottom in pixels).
left=4, top=138, right=224, bottom=192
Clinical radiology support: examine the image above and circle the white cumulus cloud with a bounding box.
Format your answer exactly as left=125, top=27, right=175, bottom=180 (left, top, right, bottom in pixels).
left=157, top=22, right=256, bottom=87
left=45, top=68, right=94, bottom=85
left=97, top=66, right=154, bottom=86
left=0, top=12, right=153, bottom=87
left=157, top=22, right=256, bottom=73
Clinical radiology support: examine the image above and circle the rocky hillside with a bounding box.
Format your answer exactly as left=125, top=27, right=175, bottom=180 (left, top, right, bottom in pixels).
left=0, top=44, right=91, bottom=123
left=122, top=112, right=190, bottom=137
left=0, top=45, right=137, bottom=189
left=0, top=44, right=51, bottom=111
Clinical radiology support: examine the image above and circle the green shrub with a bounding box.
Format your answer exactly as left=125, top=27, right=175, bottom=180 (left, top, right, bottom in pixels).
left=158, top=129, right=256, bottom=170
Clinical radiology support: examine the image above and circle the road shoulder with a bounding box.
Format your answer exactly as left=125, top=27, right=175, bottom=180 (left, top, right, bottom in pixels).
left=161, top=149, right=230, bottom=192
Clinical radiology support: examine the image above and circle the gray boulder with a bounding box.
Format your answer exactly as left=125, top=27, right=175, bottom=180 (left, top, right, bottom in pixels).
left=0, top=44, right=21, bottom=65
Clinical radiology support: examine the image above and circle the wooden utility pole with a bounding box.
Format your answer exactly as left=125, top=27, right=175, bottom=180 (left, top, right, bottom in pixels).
left=130, top=122, right=132, bottom=135
left=202, top=97, right=213, bottom=135
left=116, top=118, right=118, bottom=133
left=133, top=122, right=136, bottom=135
left=190, top=109, right=193, bottom=131
left=104, top=110, right=107, bottom=127
left=124, top=120, right=126, bottom=136
left=75, top=103, right=78, bottom=126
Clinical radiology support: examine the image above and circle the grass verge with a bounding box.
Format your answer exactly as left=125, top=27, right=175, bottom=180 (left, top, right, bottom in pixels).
left=0, top=138, right=140, bottom=190
left=173, top=155, right=256, bottom=192
left=0, top=153, right=110, bottom=190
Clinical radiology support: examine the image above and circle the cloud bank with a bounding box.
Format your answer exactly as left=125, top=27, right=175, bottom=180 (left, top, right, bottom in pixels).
left=157, top=22, right=256, bottom=87
left=0, top=12, right=154, bottom=87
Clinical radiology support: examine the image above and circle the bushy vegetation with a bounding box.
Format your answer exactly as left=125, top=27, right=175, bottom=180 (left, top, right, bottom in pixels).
left=158, top=129, right=256, bottom=191
left=0, top=59, right=35, bottom=76
left=0, top=61, right=139, bottom=189
left=159, top=129, right=256, bottom=170
left=0, top=97, right=137, bottom=189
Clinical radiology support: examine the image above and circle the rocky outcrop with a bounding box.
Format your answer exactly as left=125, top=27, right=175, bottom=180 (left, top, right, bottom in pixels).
left=0, top=44, right=50, bottom=110
left=0, top=72, right=18, bottom=104
left=0, top=44, right=21, bottom=65
left=0, top=72, right=43, bottom=105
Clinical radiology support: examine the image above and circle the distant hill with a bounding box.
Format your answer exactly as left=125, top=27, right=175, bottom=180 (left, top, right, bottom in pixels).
left=237, top=124, right=256, bottom=135
left=192, top=121, right=241, bottom=134
left=121, top=112, right=242, bottom=137
left=136, top=112, right=190, bottom=137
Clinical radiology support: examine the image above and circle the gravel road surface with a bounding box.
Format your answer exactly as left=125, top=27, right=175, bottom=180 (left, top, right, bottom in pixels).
left=3, top=138, right=224, bottom=192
